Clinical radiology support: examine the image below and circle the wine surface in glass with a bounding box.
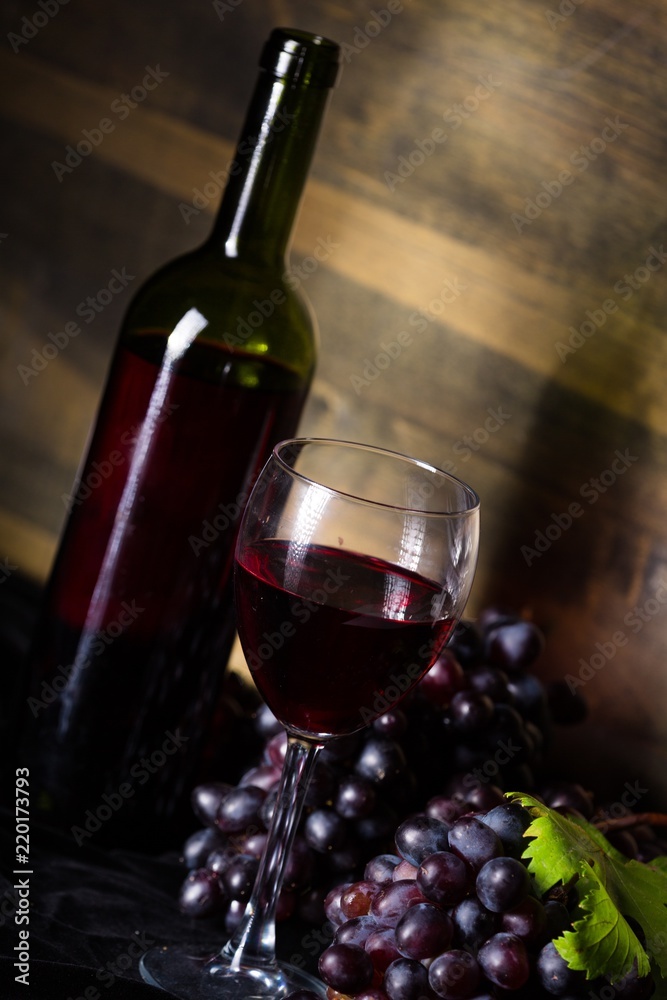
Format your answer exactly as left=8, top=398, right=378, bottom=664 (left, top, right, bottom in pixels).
left=235, top=538, right=455, bottom=737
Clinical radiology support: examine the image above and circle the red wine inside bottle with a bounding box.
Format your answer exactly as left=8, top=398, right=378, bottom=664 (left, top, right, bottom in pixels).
left=17, top=29, right=341, bottom=848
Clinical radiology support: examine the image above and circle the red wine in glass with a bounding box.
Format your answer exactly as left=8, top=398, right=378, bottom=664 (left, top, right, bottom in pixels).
left=236, top=539, right=457, bottom=737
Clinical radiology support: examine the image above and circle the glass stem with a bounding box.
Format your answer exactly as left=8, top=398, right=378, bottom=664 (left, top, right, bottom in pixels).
left=222, top=734, right=323, bottom=971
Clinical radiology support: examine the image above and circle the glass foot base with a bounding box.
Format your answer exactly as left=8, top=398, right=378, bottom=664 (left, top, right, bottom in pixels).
left=140, top=944, right=327, bottom=1000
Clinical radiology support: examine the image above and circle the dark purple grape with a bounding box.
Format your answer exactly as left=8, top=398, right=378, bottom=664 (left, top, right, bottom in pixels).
left=335, top=775, right=377, bottom=819
left=417, top=650, right=465, bottom=706
left=242, top=829, right=268, bottom=858
left=425, top=795, right=468, bottom=825
left=220, top=854, right=259, bottom=901
left=324, top=883, right=350, bottom=927
left=225, top=898, right=246, bottom=934
left=506, top=671, right=549, bottom=728
left=485, top=620, right=545, bottom=671
left=448, top=815, right=503, bottom=871
left=604, top=962, right=655, bottom=1000
left=416, top=851, right=469, bottom=906
left=216, top=785, right=266, bottom=833
left=501, top=895, right=547, bottom=943
left=475, top=856, right=531, bottom=912
left=467, top=665, right=510, bottom=702
left=449, top=690, right=495, bottom=733
left=370, top=880, right=427, bottom=927
left=181, top=826, right=225, bottom=869
left=451, top=896, right=499, bottom=950
left=239, top=763, right=281, bottom=792
left=395, top=902, right=453, bottom=959
left=479, top=802, right=531, bottom=858
left=428, top=950, right=480, bottom=999
left=459, top=783, right=505, bottom=812
left=191, top=782, right=233, bottom=828
left=364, top=927, right=401, bottom=973
left=537, top=941, right=586, bottom=995
left=365, top=853, right=401, bottom=883
left=265, top=730, right=287, bottom=768
left=543, top=899, right=571, bottom=941
left=178, top=868, right=224, bottom=917
left=373, top=708, right=408, bottom=738
left=335, top=914, right=378, bottom=948
left=254, top=702, right=283, bottom=739
left=318, top=943, right=374, bottom=994
left=477, top=932, right=530, bottom=989
left=395, top=814, right=450, bottom=865
left=384, top=957, right=431, bottom=1000
left=282, top=836, right=314, bottom=890
left=206, top=846, right=238, bottom=874
left=355, top=737, right=408, bottom=787
left=356, top=990, right=390, bottom=1000
left=304, top=808, right=348, bottom=853
left=541, top=781, right=594, bottom=819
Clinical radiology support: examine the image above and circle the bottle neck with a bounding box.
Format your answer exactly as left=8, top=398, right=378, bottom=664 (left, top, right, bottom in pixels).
left=208, top=74, right=333, bottom=267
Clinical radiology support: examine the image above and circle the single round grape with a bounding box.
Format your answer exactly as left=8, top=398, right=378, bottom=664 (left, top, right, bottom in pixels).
left=370, top=880, right=427, bottom=927
left=543, top=899, right=571, bottom=941
left=541, top=781, right=594, bottom=819
left=466, top=665, right=510, bottom=703
left=477, top=932, right=530, bottom=990
left=178, top=868, right=224, bottom=917
left=364, top=926, right=400, bottom=973
left=225, top=898, right=246, bottom=934
left=181, top=826, right=225, bottom=869
left=283, top=836, right=314, bottom=890
left=341, top=880, right=383, bottom=919
left=416, top=851, right=469, bottom=907
left=318, top=943, right=374, bottom=994
left=335, top=914, right=378, bottom=948
left=373, top=707, right=408, bottom=738
left=604, top=962, right=655, bottom=1000
left=417, top=650, right=465, bottom=706
left=485, top=620, right=545, bottom=671
left=425, top=795, right=468, bottom=826
left=335, top=775, right=378, bottom=819
left=239, top=763, right=281, bottom=792
left=479, top=802, right=531, bottom=859
left=324, top=883, right=351, bottom=927
left=395, top=902, right=453, bottom=960
left=451, top=896, right=499, bottom=951
left=505, top=671, right=549, bottom=728
left=459, top=783, right=505, bottom=812
left=242, top=830, right=269, bottom=858
left=265, top=730, right=288, bottom=768
left=475, top=856, right=531, bottom=913
left=355, top=737, right=408, bottom=787
left=216, top=785, right=266, bottom=833
left=206, top=846, right=238, bottom=874
left=395, top=814, right=450, bottom=866
left=383, top=957, right=431, bottom=1000
left=428, top=949, right=480, bottom=999
left=449, top=690, right=495, bottom=734
left=220, top=854, right=259, bottom=901
left=304, top=808, right=348, bottom=853
left=501, top=895, right=547, bottom=943
left=254, top=702, right=283, bottom=740
left=447, top=815, right=503, bottom=871
left=365, top=854, right=401, bottom=883
left=537, top=941, right=586, bottom=995
left=191, top=782, right=233, bottom=828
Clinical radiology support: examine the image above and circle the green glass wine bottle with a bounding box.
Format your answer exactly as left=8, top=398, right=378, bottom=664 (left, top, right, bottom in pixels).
left=18, top=28, right=341, bottom=849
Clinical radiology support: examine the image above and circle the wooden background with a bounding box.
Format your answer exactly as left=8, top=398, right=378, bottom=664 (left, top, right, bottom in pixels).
left=1, top=0, right=666, bottom=802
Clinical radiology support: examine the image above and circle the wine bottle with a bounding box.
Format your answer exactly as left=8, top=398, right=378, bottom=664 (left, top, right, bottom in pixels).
left=17, top=28, right=341, bottom=849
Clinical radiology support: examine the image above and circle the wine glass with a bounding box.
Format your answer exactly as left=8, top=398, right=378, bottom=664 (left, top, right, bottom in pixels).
left=141, top=438, right=480, bottom=999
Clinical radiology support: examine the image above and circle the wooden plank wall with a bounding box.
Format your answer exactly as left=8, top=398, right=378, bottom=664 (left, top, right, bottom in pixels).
left=1, top=0, right=666, bottom=800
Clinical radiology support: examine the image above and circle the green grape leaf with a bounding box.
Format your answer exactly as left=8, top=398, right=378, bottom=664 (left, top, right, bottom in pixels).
left=508, top=792, right=667, bottom=983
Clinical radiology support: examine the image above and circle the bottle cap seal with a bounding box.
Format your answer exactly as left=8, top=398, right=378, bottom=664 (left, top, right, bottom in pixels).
left=260, top=28, right=342, bottom=89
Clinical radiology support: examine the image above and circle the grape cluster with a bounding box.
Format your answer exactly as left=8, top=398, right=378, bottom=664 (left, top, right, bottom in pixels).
left=178, top=612, right=580, bottom=929
left=318, top=799, right=657, bottom=999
